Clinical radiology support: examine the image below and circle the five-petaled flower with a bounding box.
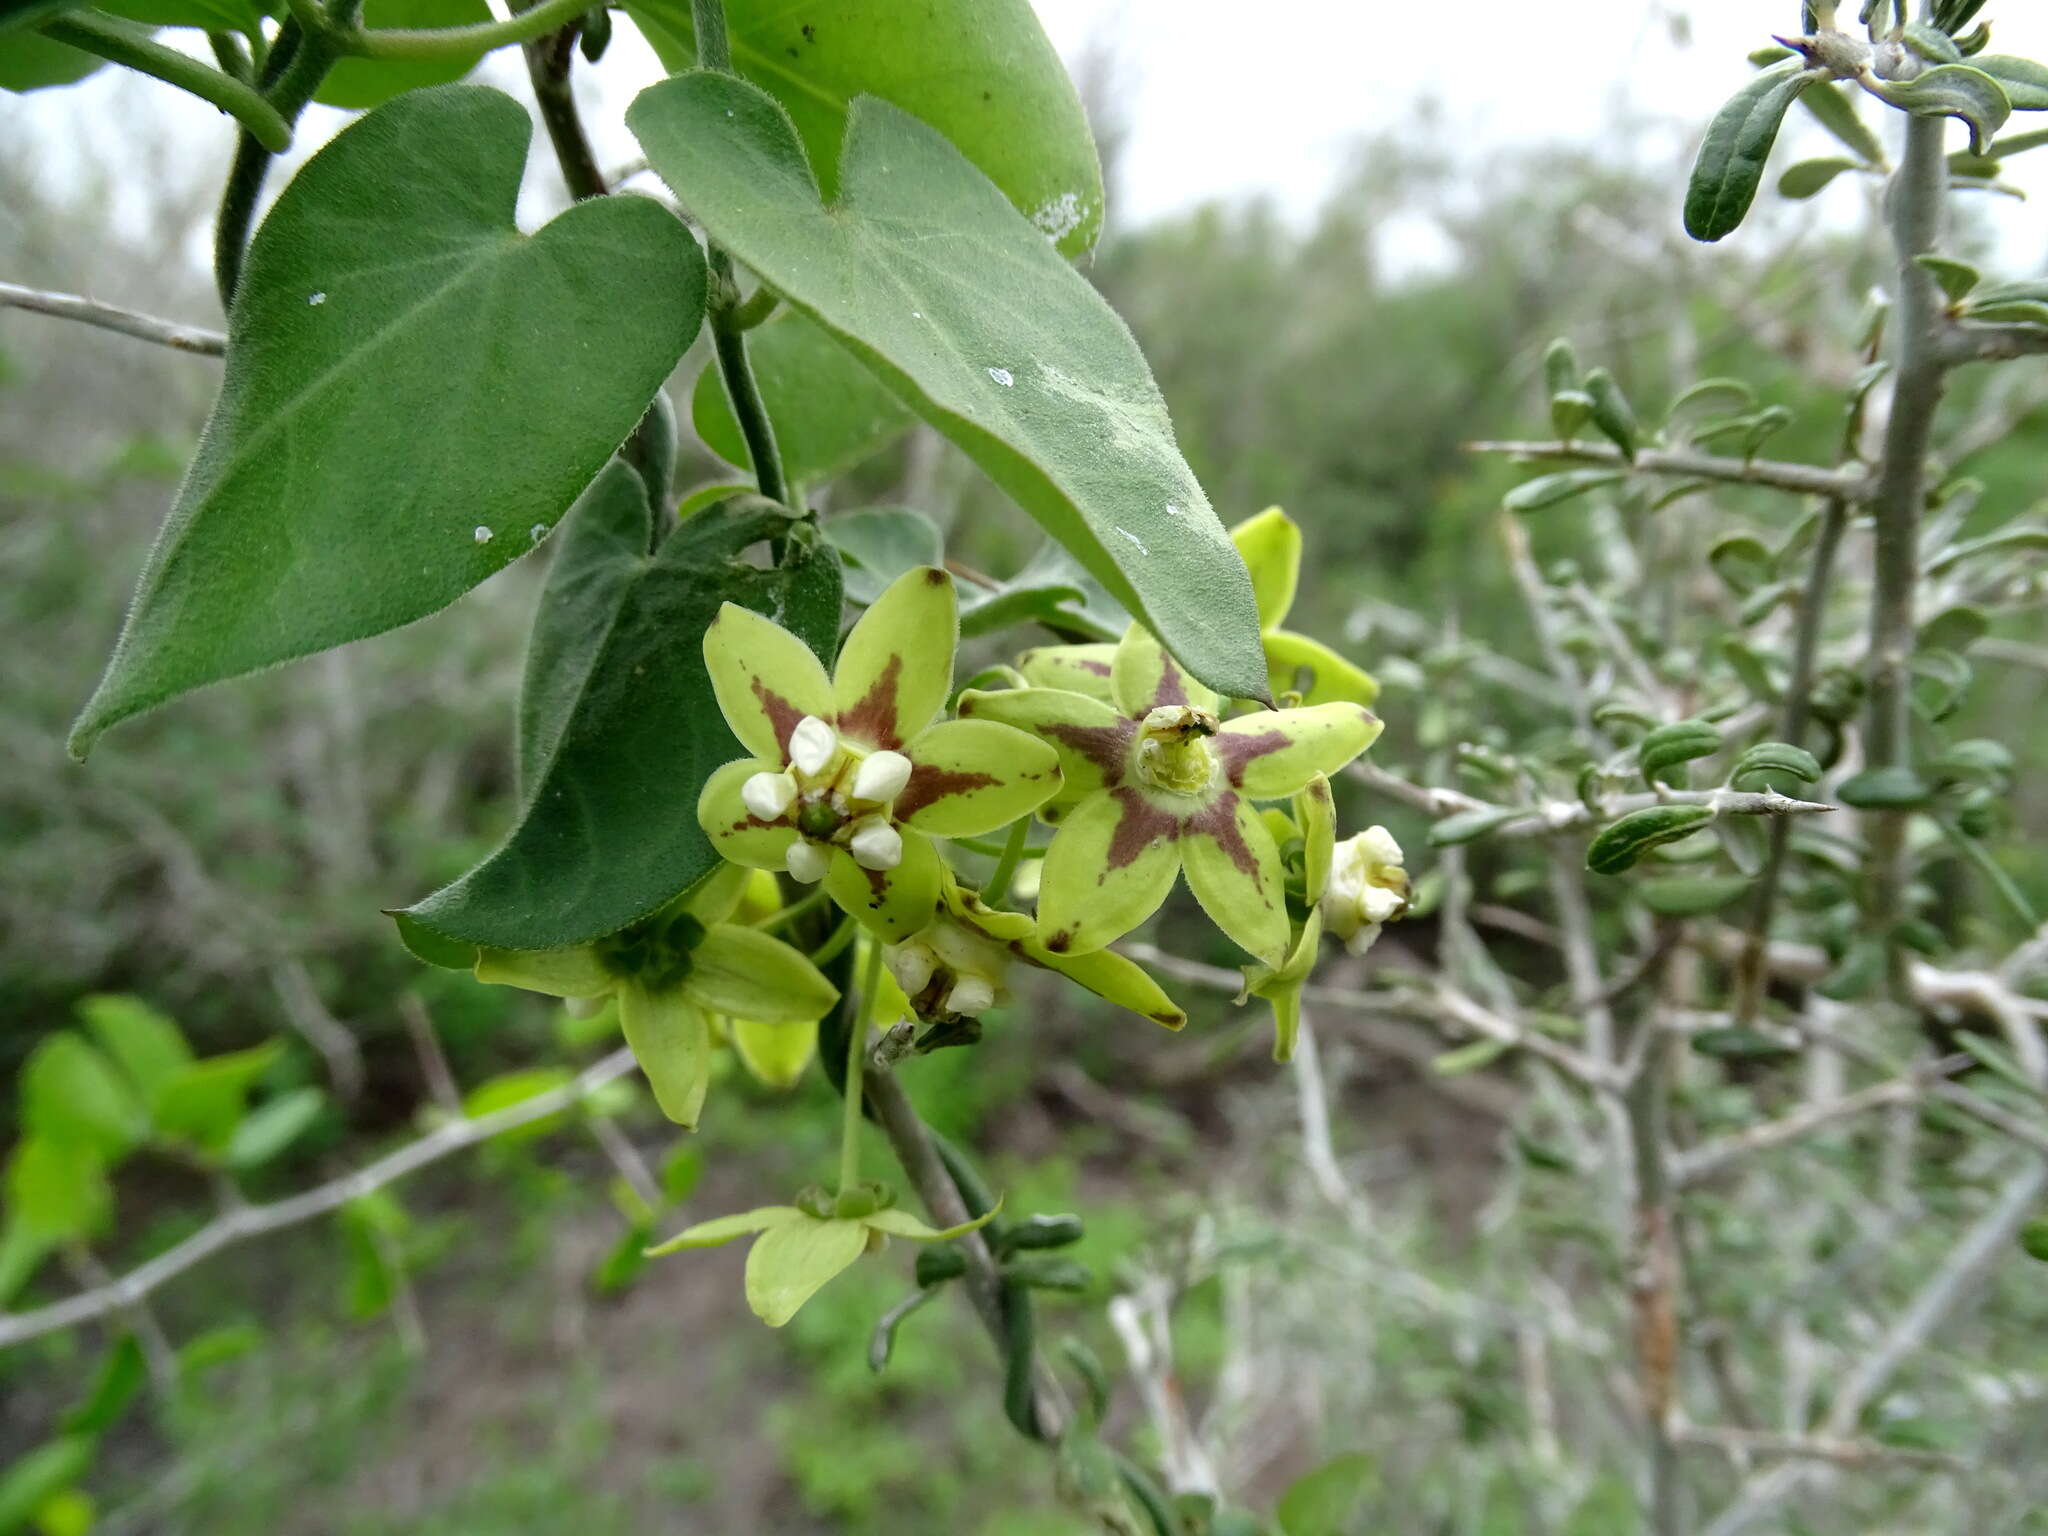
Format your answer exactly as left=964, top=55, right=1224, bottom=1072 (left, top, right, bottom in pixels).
left=960, top=624, right=1382, bottom=968
left=698, top=567, right=1063, bottom=942
left=646, top=1187, right=998, bottom=1327
left=885, top=868, right=1186, bottom=1032
left=471, top=865, right=837, bottom=1129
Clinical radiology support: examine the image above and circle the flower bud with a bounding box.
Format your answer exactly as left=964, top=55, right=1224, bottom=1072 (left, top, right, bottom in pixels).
left=848, top=815, right=904, bottom=871
left=785, top=839, right=832, bottom=883
left=1323, top=825, right=1410, bottom=956
left=788, top=715, right=838, bottom=777
left=851, top=749, right=913, bottom=804
left=888, top=941, right=937, bottom=997
left=741, top=770, right=798, bottom=820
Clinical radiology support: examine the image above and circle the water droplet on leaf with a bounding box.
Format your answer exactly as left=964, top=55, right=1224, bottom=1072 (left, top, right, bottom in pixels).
left=987, top=367, right=1014, bottom=387
left=473, top=526, right=494, bottom=545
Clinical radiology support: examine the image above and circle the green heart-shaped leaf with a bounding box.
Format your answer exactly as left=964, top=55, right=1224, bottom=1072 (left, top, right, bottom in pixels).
left=623, top=0, right=1103, bottom=256
left=405, top=478, right=842, bottom=949
left=71, top=84, right=706, bottom=756
left=629, top=73, right=1269, bottom=704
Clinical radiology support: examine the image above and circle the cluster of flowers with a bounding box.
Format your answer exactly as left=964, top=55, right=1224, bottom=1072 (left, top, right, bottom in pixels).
left=470, top=509, right=1409, bottom=1321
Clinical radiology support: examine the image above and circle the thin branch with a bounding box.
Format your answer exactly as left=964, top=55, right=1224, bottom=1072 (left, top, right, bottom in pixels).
left=1701, top=1157, right=2048, bottom=1536
left=398, top=993, right=462, bottom=1115
left=1469, top=439, right=1870, bottom=501
left=345, top=0, right=590, bottom=58
left=1675, top=1425, right=1968, bottom=1472
left=1350, top=761, right=1834, bottom=841
left=860, top=1063, right=1069, bottom=1439
left=0, top=281, right=226, bottom=356
left=1940, top=320, right=2048, bottom=366
left=1864, top=112, right=1951, bottom=980
left=520, top=16, right=606, bottom=203
left=0, top=1049, right=638, bottom=1352
left=1673, top=1054, right=1972, bottom=1187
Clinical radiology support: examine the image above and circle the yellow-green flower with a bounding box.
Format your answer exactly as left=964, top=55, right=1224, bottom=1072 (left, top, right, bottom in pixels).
left=884, top=869, right=1186, bottom=1031
left=961, top=624, right=1382, bottom=967
left=646, top=1189, right=998, bottom=1326
left=698, top=566, right=1062, bottom=941
left=1232, top=507, right=1379, bottom=707
left=1322, top=825, right=1410, bottom=955
left=472, top=864, right=836, bottom=1129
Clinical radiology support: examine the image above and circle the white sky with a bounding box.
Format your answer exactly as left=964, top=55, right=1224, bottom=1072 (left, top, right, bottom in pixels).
left=9, top=1, right=2048, bottom=280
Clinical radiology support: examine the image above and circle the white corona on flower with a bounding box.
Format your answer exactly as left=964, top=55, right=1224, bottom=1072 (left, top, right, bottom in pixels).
left=1322, top=825, right=1409, bottom=956
left=885, top=915, right=1012, bottom=1018
left=741, top=769, right=798, bottom=820
left=785, top=839, right=832, bottom=884
left=847, top=815, right=904, bottom=871
left=788, top=715, right=840, bottom=778
left=850, top=749, right=913, bottom=805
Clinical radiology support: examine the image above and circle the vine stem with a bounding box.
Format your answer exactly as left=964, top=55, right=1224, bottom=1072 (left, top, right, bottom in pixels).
left=39, top=15, right=293, bottom=151
left=1865, top=112, right=1950, bottom=979
left=348, top=0, right=591, bottom=58
left=691, top=0, right=790, bottom=507
left=838, top=939, right=880, bottom=1194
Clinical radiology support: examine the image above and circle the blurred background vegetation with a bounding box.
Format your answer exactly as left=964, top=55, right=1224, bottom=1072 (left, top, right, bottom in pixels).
left=7, top=24, right=2048, bottom=1533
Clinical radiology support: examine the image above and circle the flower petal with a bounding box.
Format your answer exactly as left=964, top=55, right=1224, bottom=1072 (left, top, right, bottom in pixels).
left=698, top=758, right=800, bottom=870
left=897, top=719, right=1062, bottom=836
left=1264, top=628, right=1380, bottom=709
left=644, top=1205, right=801, bottom=1255
left=1215, top=703, right=1382, bottom=799
left=1111, top=624, right=1221, bottom=717
left=685, top=860, right=753, bottom=926
left=1296, top=773, right=1337, bottom=908
left=728, top=1016, right=819, bottom=1090
left=1230, top=507, right=1301, bottom=630
left=1181, top=793, right=1290, bottom=968
left=745, top=1215, right=869, bottom=1326
left=703, top=601, right=835, bottom=764
left=1018, top=642, right=1117, bottom=702
left=473, top=945, right=610, bottom=998
left=833, top=566, right=957, bottom=751
left=956, top=687, right=1133, bottom=801
left=618, top=980, right=713, bottom=1128
left=1034, top=790, right=1182, bottom=956
left=864, top=1198, right=1003, bottom=1241
left=1032, top=945, right=1187, bottom=1030
left=685, top=924, right=839, bottom=1024
left=823, top=831, right=943, bottom=944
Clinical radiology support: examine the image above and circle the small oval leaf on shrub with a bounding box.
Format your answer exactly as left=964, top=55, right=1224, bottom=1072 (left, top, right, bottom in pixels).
left=1709, top=535, right=1772, bottom=595
left=2021, top=1216, right=2048, bottom=1263
left=1875, top=64, right=2012, bottom=155
left=1731, top=740, right=1821, bottom=792
left=1916, top=254, right=1983, bottom=301
left=1837, top=766, right=1932, bottom=810
left=1778, top=157, right=1861, bottom=199
left=1542, top=338, right=1579, bottom=396
left=1799, top=79, right=1884, bottom=164
left=1587, top=804, right=1715, bottom=875
left=1685, top=64, right=1815, bottom=242
left=226, top=1087, right=326, bottom=1170
left=1972, top=54, right=2048, bottom=111
left=1637, top=874, right=1754, bottom=917
left=1639, top=720, right=1722, bottom=785
left=1503, top=469, right=1624, bottom=513
left=1582, top=368, right=1639, bottom=460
